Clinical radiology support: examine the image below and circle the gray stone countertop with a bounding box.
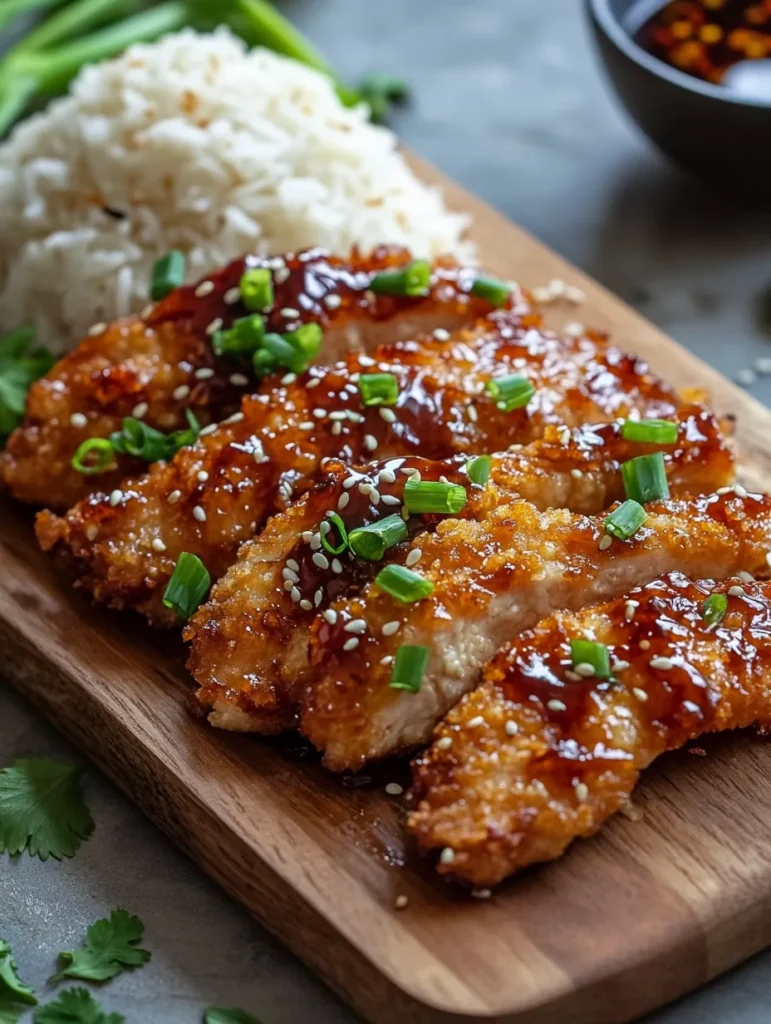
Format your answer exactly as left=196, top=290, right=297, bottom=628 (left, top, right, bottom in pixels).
left=3, top=1, right=771, bottom=1021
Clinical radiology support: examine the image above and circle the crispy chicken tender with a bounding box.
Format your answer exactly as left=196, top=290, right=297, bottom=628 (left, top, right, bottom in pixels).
left=301, top=490, right=771, bottom=771
left=37, top=313, right=680, bottom=625
left=187, top=407, right=733, bottom=734
left=410, top=571, right=771, bottom=887
left=3, top=247, right=498, bottom=510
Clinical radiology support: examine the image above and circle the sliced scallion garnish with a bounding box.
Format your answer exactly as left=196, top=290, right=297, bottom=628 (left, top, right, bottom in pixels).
left=71, top=437, right=114, bottom=475
left=150, top=250, right=186, bottom=301
left=213, top=314, right=266, bottom=358
left=239, top=267, right=274, bottom=312
left=485, top=374, right=535, bottom=412
left=162, top=552, right=211, bottom=620
left=321, top=511, right=349, bottom=555
left=621, top=452, right=670, bottom=505
left=570, top=639, right=611, bottom=680
left=466, top=454, right=492, bottom=487
left=369, top=260, right=431, bottom=297
left=111, top=417, right=170, bottom=462
left=374, top=563, right=434, bottom=604
left=258, top=333, right=306, bottom=375
left=358, top=372, right=399, bottom=407
left=389, top=644, right=430, bottom=692
left=621, top=419, right=678, bottom=445
left=288, top=322, right=323, bottom=361
left=604, top=499, right=647, bottom=541
left=470, top=275, right=510, bottom=308
left=348, top=514, right=407, bottom=561
left=702, top=592, right=728, bottom=629
left=403, top=479, right=467, bottom=515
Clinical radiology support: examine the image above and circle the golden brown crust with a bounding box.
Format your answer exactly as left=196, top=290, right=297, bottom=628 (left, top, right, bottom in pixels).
left=409, top=572, right=771, bottom=887
left=4, top=247, right=498, bottom=510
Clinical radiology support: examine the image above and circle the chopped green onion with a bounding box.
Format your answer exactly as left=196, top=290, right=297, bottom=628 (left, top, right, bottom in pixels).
left=604, top=499, right=648, bottom=541
left=150, top=250, right=185, bottom=301
left=485, top=374, right=535, bottom=412
left=470, top=275, right=510, bottom=308
left=702, top=592, right=728, bottom=629
left=165, top=409, right=201, bottom=455
left=403, top=479, right=467, bottom=515
left=110, top=418, right=170, bottom=462
left=374, top=563, right=434, bottom=604
left=389, top=644, right=430, bottom=692
left=213, top=314, right=265, bottom=358
left=348, top=514, right=407, bottom=561
left=466, top=455, right=492, bottom=487
left=621, top=419, right=679, bottom=445
left=369, top=260, right=431, bottom=297
left=287, top=322, right=323, bottom=361
left=259, top=333, right=306, bottom=375
left=358, top=373, right=399, bottom=407
left=358, top=73, right=409, bottom=123
left=71, top=437, right=114, bottom=475
left=162, top=552, right=211, bottom=620
left=239, top=267, right=274, bottom=312
left=570, top=639, right=611, bottom=680
left=321, top=511, right=349, bottom=555
left=621, top=452, right=670, bottom=505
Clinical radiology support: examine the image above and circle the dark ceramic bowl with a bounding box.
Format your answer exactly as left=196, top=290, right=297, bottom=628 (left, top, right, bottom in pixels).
left=586, top=0, right=771, bottom=188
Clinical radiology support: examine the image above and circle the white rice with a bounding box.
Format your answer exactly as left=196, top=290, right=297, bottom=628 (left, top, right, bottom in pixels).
left=0, top=28, right=473, bottom=352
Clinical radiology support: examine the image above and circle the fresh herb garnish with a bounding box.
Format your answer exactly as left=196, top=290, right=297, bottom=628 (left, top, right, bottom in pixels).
left=466, top=455, right=491, bottom=487
left=239, top=268, right=273, bottom=313
left=621, top=452, right=670, bottom=505
left=369, top=261, right=430, bottom=298
left=162, top=552, right=211, bottom=619
left=485, top=373, right=535, bottom=413
left=470, top=275, right=510, bottom=308
left=0, top=759, right=94, bottom=860
left=0, top=325, right=54, bottom=443
left=374, top=564, right=434, bottom=604
left=72, top=410, right=201, bottom=474
left=604, top=499, right=647, bottom=541
left=51, top=909, right=150, bottom=984
left=702, top=592, right=728, bottom=629
left=570, top=639, right=611, bottom=680
left=389, top=644, right=429, bottom=692
left=620, top=419, right=678, bottom=445
left=357, top=73, right=409, bottom=123
left=358, top=373, right=399, bottom=407
left=348, top=514, right=407, bottom=561
left=150, top=250, right=186, bottom=301
left=34, top=987, right=124, bottom=1024
left=204, top=1009, right=262, bottom=1024
left=403, top=479, right=467, bottom=515
left=320, top=512, right=348, bottom=556
left=0, top=939, right=37, bottom=1024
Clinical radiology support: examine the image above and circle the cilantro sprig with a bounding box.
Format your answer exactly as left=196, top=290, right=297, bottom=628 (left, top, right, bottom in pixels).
left=0, top=326, right=54, bottom=443
left=0, top=759, right=94, bottom=861
left=0, top=939, right=37, bottom=1024
left=34, top=988, right=124, bottom=1024
left=51, top=910, right=150, bottom=984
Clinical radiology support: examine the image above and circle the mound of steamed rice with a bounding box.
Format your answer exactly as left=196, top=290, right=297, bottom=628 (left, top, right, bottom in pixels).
left=0, top=28, right=473, bottom=352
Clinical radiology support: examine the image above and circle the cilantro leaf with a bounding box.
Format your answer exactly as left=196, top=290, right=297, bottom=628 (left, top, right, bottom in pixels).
left=53, top=910, right=150, bottom=983
left=0, top=1000, right=24, bottom=1024
left=204, top=1010, right=262, bottom=1024
left=33, top=988, right=124, bottom=1024
left=0, top=940, right=36, bottom=1006
left=0, top=326, right=54, bottom=443
left=0, top=759, right=94, bottom=860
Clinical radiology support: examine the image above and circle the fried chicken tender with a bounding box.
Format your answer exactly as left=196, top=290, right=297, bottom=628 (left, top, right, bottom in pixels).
left=409, top=571, right=771, bottom=887
left=186, top=407, right=732, bottom=734
left=3, top=247, right=497, bottom=510
left=37, top=312, right=680, bottom=625
left=301, top=490, right=771, bottom=771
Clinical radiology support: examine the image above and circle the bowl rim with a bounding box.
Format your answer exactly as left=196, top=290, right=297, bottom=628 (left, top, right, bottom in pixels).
left=588, top=0, right=771, bottom=110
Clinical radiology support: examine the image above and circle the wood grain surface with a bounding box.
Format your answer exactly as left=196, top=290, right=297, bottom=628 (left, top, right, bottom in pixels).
left=4, top=157, right=771, bottom=1024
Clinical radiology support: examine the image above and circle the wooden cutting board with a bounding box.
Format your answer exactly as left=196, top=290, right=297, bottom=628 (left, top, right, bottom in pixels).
left=4, top=157, right=771, bottom=1024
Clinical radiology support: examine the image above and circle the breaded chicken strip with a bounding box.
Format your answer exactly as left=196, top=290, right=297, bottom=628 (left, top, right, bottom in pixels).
left=3, top=247, right=498, bottom=509
left=37, top=313, right=680, bottom=625
left=410, top=571, right=771, bottom=887
left=301, top=490, right=771, bottom=771
left=187, top=408, right=732, bottom=733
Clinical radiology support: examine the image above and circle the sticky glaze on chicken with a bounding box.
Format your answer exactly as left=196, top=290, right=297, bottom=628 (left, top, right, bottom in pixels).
left=409, top=571, right=771, bottom=887
left=300, top=490, right=771, bottom=771
left=3, top=247, right=502, bottom=510
left=37, top=312, right=680, bottom=625
left=186, top=408, right=732, bottom=734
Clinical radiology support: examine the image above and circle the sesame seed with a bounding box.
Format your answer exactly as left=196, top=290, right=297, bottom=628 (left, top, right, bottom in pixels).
left=152, top=538, right=167, bottom=552
left=290, top=587, right=301, bottom=603
left=206, top=317, right=223, bottom=335
left=378, top=469, right=396, bottom=484
left=331, top=422, right=342, bottom=436
left=343, top=637, right=359, bottom=651
left=331, top=558, right=343, bottom=574
left=313, top=408, right=327, bottom=419
left=439, top=848, right=456, bottom=865
left=338, top=492, right=350, bottom=510
left=281, top=373, right=297, bottom=385
left=312, top=552, right=330, bottom=570
left=558, top=426, right=571, bottom=445
left=565, top=670, right=581, bottom=682
left=343, top=476, right=358, bottom=489
left=385, top=782, right=403, bottom=796
left=466, top=403, right=478, bottom=424
left=69, top=412, right=87, bottom=428
left=85, top=524, right=98, bottom=541
left=229, top=372, right=249, bottom=386
left=286, top=558, right=300, bottom=572
left=599, top=535, right=612, bottom=551
left=345, top=619, right=368, bottom=634
left=382, top=621, right=400, bottom=636
left=570, top=468, right=583, bottom=480
left=274, top=266, right=290, bottom=285
left=359, top=355, right=376, bottom=367
left=437, top=736, right=453, bottom=750
left=324, top=293, right=342, bottom=310
left=282, top=568, right=299, bottom=583
left=369, top=488, right=381, bottom=505
left=612, top=660, right=630, bottom=672
left=199, top=423, right=218, bottom=437
left=310, top=533, right=322, bottom=550
left=195, top=367, right=216, bottom=381
left=736, top=368, right=757, bottom=387
left=401, top=466, right=420, bottom=478
left=633, top=688, right=648, bottom=702
left=173, top=385, right=191, bottom=401
left=300, top=599, right=313, bottom=611
left=549, top=278, right=566, bottom=298
left=734, top=484, right=748, bottom=499
left=223, top=411, right=244, bottom=425
left=193, top=505, right=207, bottom=522
left=564, top=322, right=586, bottom=338
left=379, top=408, right=396, bottom=424
left=283, top=579, right=294, bottom=592
left=314, top=589, right=323, bottom=607
left=547, top=699, right=567, bottom=712
left=281, top=307, right=300, bottom=319
left=109, top=489, right=123, bottom=506
left=132, top=402, right=148, bottom=419
left=738, top=570, right=754, bottom=582
left=728, top=585, right=745, bottom=597
left=639, top=639, right=651, bottom=650
left=406, top=548, right=422, bottom=567
left=168, top=489, right=181, bottom=504
left=380, top=655, right=393, bottom=666
left=195, top=280, right=215, bottom=298
left=625, top=600, right=639, bottom=621
left=394, top=895, right=409, bottom=910
left=650, top=656, right=674, bottom=671
left=433, top=328, right=450, bottom=341
left=299, top=421, right=314, bottom=431
left=323, top=608, right=338, bottom=625
left=565, top=285, right=586, bottom=304
left=574, top=782, right=589, bottom=803
left=468, top=716, right=485, bottom=728
left=471, top=889, right=492, bottom=900
left=381, top=494, right=401, bottom=506
left=197, top=470, right=209, bottom=483
left=88, top=322, right=106, bottom=335
left=224, top=286, right=241, bottom=304
left=505, top=720, right=518, bottom=736
left=532, top=286, right=551, bottom=304
left=364, top=434, right=378, bottom=452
